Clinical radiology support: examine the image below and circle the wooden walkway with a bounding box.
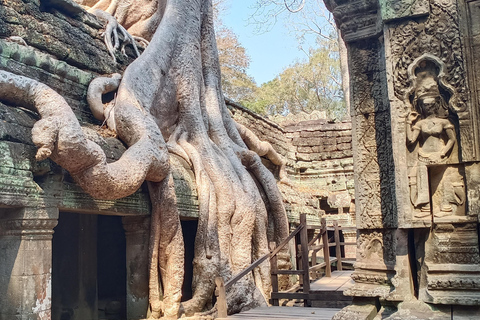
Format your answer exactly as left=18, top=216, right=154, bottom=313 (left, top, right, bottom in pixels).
left=227, top=306, right=341, bottom=319
left=310, top=270, right=354, bottom=292
left=310, top=270, right=354, bottom=308
left=227, top=271, right=352, bottom=319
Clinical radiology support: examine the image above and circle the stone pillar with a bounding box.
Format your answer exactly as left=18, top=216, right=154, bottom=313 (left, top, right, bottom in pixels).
left=323, top=0, right=399, bottom=318
left=122, top=216, right=150, bottom=320
left=326, top=0, right=480, bottom=318
left=0, top=206, right=58, bottom=320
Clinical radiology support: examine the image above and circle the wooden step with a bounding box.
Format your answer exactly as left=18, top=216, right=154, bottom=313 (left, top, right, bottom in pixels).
left=227, top=306, right=341, bottom=319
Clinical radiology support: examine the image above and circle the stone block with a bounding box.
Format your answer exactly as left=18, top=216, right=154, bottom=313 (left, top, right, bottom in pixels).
left=332, top=302, right=378, bottom=320
left=337, top=142, right=352, bottom=151
left=337, top=136, right=353, bottom=144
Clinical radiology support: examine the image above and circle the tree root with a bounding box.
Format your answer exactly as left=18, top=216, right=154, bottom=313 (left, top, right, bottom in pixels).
left=89, top=9, right=141, bottom=62
left=0, top=70, right=169, bottom=199
left=148, top=177, right=184, bottom=319
left=87, top=73, right=122, bottom=131
left=235, top=122, right=289, bottom=183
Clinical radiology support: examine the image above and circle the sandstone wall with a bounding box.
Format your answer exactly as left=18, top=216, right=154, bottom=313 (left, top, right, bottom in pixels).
left=0, top=2, right=356, bottom=318
left=228, top=100, right=355, bottom=230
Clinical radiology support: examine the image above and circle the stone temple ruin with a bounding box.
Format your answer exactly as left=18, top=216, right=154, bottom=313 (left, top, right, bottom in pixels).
left=0, top=0, right=354, bottom=317
left=1, top=0, right=480, bottom=319
left=326, top=0, right=480, bottom=318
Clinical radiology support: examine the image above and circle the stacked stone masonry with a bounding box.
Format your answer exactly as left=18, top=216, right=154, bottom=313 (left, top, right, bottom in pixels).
left=0, top=1, right=356, bottom=319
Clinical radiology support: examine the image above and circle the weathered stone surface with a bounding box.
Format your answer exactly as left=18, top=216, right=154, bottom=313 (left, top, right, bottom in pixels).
left=0, top=0, right=132, bottom=74
left=326, top=0, right=480, bottom=317
left=229, top=100, right=355, bottom=228
left=0, top=0, right=359, bottom=318
left=332, top=299, right=378, bottom=320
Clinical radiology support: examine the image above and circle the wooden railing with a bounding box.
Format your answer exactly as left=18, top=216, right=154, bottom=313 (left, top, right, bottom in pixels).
left=215, top=213, right=356, bottom=318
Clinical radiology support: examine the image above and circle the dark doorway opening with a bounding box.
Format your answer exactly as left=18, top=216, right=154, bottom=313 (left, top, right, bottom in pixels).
left=52, top=212, right=98, bottom=320
left=97, top=215, right=127, bottom=320
left=52, top=213, right=127, bottom=320
left=181, top=219, right=198, bottom=301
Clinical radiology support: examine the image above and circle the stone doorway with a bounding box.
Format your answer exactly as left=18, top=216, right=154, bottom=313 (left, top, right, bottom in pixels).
left=181, top=219, right=198, bottom=302
left=52, top=212, right=127, bottom=320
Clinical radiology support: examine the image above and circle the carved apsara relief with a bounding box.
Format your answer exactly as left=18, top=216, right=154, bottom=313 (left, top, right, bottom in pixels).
left=389, top=0, right=476, bottom=161
left=404, top=55, right=466, bottom=221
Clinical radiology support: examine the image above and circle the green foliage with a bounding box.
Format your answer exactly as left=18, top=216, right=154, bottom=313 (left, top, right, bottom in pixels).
left=215, top=0, right=347, bottom=119
left=216, top=27, right=258, bottom=106
left=248, top=37, right=346, bottom=119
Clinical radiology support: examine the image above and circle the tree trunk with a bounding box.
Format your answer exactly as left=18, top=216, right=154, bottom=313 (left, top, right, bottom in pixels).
left=0, top=0, right=290, bottom=318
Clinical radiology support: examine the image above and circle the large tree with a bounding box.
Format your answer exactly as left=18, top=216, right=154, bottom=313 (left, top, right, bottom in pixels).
left=0, top=0, right=289, bottom=318
left=249, top=41, right=345, bottom=118
left=250, top=0, right=350, bottom=117
left=216, top=26, right=258, bottom=106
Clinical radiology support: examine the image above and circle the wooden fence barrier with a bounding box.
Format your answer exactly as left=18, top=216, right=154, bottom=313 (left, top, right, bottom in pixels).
left=214, top=213, right=356, bottom=316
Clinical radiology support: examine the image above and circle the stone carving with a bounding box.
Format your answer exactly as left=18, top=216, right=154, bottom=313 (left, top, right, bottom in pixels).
left=380, top=0, right=429, bottom=22
left=353, top=111, right=397, bottom=229
left=389, top=0, right=476, bottom=161
left=405, top=55, right=465, bottom=219
left=326, top=0, right=480, bottom=317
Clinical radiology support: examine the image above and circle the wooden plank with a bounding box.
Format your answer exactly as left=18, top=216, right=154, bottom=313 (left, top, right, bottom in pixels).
left=215, top=277, right=228, bottom=318
left=228, top=306, right=341, bottom=319
left=328, top=242, right=356, bottom=247
left=300, top=214, right=311, bottom=307
left=311, top=246, right=318, bottom=279
left=310, top=271, right=354, bottom=292
left=333, top=221, right=343, bottom=271
left=272, top=270, right=305, bottom=275
left=322, top=226, right=331, bottom=277
left=271, top=291, right=351, bottom=301
left=337, top=278, right=355, bottom=291
left=271, top=292, right=308, bottom=300
left=309, top=292, right=351, bottom=301
left=269, top=242, right=279, bottom=307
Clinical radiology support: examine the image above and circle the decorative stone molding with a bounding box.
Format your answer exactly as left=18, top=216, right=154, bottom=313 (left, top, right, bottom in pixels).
left=324, top=0, right=383, bottom=42
left=0, top=218, right=58, bottom=239
left=350, top=271, right=393, bottom=286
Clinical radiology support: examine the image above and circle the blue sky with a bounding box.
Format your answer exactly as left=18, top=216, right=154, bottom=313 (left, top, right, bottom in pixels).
left=220, top=1, right=317, bottom=85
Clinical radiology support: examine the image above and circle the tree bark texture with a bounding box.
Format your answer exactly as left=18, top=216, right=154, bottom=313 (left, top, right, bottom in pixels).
left=0, top=0, right=290, bottom=318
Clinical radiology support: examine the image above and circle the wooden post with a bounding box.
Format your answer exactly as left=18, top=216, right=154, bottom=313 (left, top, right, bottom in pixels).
left=215, top=277, right=228, bottom=318
left=311, top=239, right=317, bottom=280
left=321, top=218, right=331, bottom=277
left=296, top=235, right=302, bottom=286
left=299, top=214, right=311, bottom=307
left=269, top=242, right=279, bottom=306
left=334, top=220, right=343, bottom=271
